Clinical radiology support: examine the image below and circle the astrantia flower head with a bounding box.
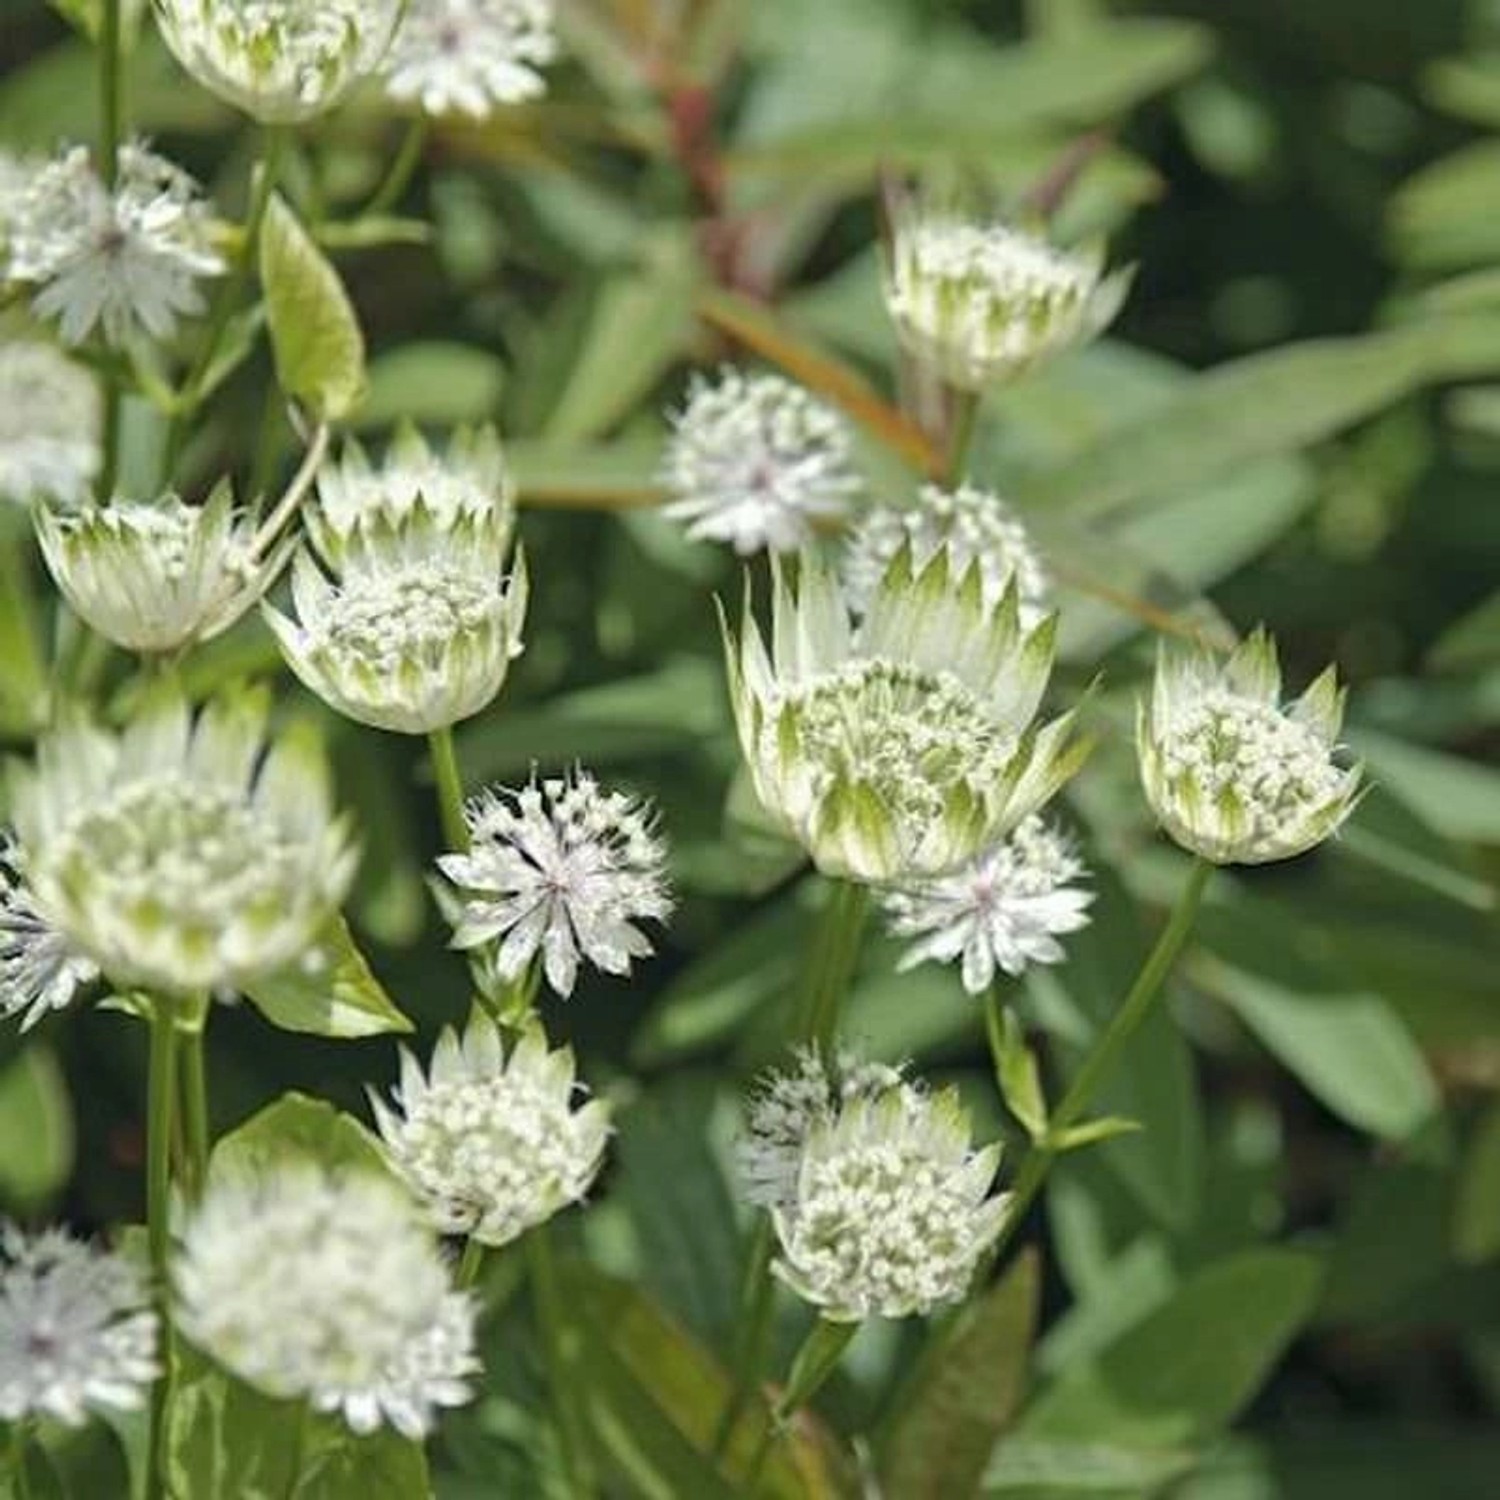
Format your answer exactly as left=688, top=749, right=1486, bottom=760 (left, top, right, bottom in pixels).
left=0, top=340, right=100, bottom=507
left=881, top=815, right=1092, bottom=994
left=0, top=1227, right=157, bottom=1426
left=4, top=143, right=222, bottom=347
left=772, top=1082, right=1008, bottom=1321
left=885, top=205, right=1129, bottom=391
left=7, top=688, right=358, bottom=995
left=372, top=1014, right=610, bottom=1246
left=723, top=546, right=1088, bottom=883
left=0, top=150, right=39, bottom=243
left=385, top=0, right=557, bottom=118
left=264, top=475, right=525, bottom=735
left=737, top=1045, right=905, bottom=1213
left=154, top=0, right=403, bottom=122
left=663, top=370, right=862, bottom=556
left=314, top=422, right=514, bottom=541
left=843, top=482, right=1048, bottom=625
left=35, top=483, right=282, bottom=653
left=1138, top=629, right=1363, bottom=865
left=176, top=1165, right=477, bottom=1438
left=0, top=836, right=98, bottom=1030
left=437, top=770, right=672, bottom=998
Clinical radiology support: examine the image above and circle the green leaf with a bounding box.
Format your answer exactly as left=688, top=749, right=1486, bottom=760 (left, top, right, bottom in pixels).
left=984, top=1437, right=1193, bottom=1494
left=995, top=1010, right=1048, bottom=1142
left=1453, top=1102, right=1500, bottom=1266
left=357, top=342, right=505, bottom=432
left=260, top=192, right=367, bottom=421
left=881, top=1249, right=1040, bottom=1500
left=1017, top=1249, right=1323, bottom=1449
left=1351, top=728, right=1500, bottom=845
left=0, top=537, right=49, bottom=736
left=1389, top=140, right=1500, bottom=269
left=0, top=1044, right=74, bottom=1211
left=209, top=1093, right=389, bottom=1182
left=1050, top=1116, right=1143, bottom=1151
left=241, top=919, right=414, bottom=1039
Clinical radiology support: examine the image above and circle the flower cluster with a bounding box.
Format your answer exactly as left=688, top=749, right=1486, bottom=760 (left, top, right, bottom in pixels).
left=0, top=836, right=97, bottom=1030
left=0, top=340, right=100, bottom=507
left=154, top=0, right=403, bottom=121
left=175, top=1165, right=477, bottom=1437
left=3, top=143, right=222, bottom=346
left=0, top=1227, right=158, bottom=1426
left=881, top=815, right=1093, bottom=994
left=265, top=430, right=525, bottom=734
left=373, top=1015, right=610, bottom=1246
left=385, top=0, right=557, bottom=118
left=1138, top=631, right=1362, bottom=865
left=885, top=206, right=1129, bottom=390
left=723, top=546, right=1087, bottom=882
left=663, top=369, right=862, bottom=556
left=769, top=1080, right=1008, bottom=1321
left=34, top=484, right=280, bottom=654
left=7, top=689, right=357, bottom=995
left=437, top=771, right=672, bottom=998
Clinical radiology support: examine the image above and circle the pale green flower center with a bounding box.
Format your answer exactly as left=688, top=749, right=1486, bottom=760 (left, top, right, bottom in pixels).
left=1162, top=694, right=1343, bottom=825
left=787, top=662, right=1014, bottom=824
left=318, top=568, right=497, bottom=670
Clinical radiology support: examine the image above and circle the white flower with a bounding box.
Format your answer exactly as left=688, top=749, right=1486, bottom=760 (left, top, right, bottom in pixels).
left=176, top=1165, right=478, bottom=1438
left=0, top=340, right=99, bottom=507
left=154, top=0, right=403, bottom=122
left=0, top=150, right=40, bottom=242
left=4, top=143, right=222, bottom=347
left=0, top=1227, right=158, bottom=1426
left=881, top=816, right=1092, bottom=994
left=0, top=836, right=98, bottom=1031
left=663, top=370, right=862, bottom=556
left=437, top=771, right=672, bottom=999
left=34, top=484, right=283, bottom=654
left=843, top=483, right=1048, bottom=627
left=313, top=422, right=514, bottom=537
left=384, top=0, right=557, bottom=118
left=1138, top=629, right=1364, bottom=865
left=737, top=1046, right=904, bottom=1213
left=7, top=688, right=358, bottom=995
left=885, top=207, right=1129, bottom=391
left=722, top=547, right=1088, bottom=883
left=772, top=1083, right=1008, bottom=1322
left=372, top=1015, right=610, bottom=1246
left=265, top=449, right=525, bottom=735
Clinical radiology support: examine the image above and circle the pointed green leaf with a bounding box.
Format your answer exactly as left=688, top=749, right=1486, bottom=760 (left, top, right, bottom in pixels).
left=241, top=919, right=413, bottom=1039
left=1050, top=1116, right=1143, bottom=1151
left=209, top=1093, right=388, bottom=1183
left=996, top=1011, right=1048, bottom=1142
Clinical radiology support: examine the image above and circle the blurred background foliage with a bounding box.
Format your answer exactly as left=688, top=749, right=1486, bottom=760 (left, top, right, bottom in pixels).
left=2, top=0, right=1500, bottom=1496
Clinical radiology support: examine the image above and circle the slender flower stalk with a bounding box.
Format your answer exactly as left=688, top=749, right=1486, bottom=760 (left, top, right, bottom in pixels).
left=144, top=998, right=177, bottom=1500
left=989, top=857, right=1213, bottom=1260
left=429, top=726, right=470, bottom=852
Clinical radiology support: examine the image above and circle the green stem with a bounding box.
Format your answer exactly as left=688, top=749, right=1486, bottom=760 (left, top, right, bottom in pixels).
left=99, top=0, right=122, bottom=183
left=712, top=1217, right=775, bottom=1458
left=457, top=1237, right=486, bottom=1291
left=983, top=982, right=1009, bottom=1092
left=364, top=118, right=429, bottom=217
left=98, top=380, right=121, bottom=502
left=742, top=1319, right=858, bottom=1494
left=792, top=878, right=870, bottom=1051
left=10, top=1422, right=34, bottom=1500
left=526, top=1228, right=594, bottom=1499
left=179, top=1021, right=209, bottom=1203
left=990, top=857, right=1213, bottom=1258
left=145, top=999, right=179, bottom=1500
left=428, top=726, right=469, bottom=853
left=944, top=386, right=981, bottom=485
left=163, top=127, right=288, bottom=477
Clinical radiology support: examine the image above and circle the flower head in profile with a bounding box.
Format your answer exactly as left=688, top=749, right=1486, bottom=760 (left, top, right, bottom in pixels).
left=264, top=444, right=524, bottom=735
left=843, top=482, right=1048, bottom=626
left=737, top=1046, right=905, bottom=1213
left=0, top=341, right=99, bottom=507
left=437, top=771, right=672, bottom=998
left=372, top=1015, right=610, bottom=1246
left=663, top=370, right=862, bottom=556
left=154, top=0, right=403, bottom=122
left=772, top=1082, right=1008, bottom=1321
left=385, top=0, right=557, bottom=118
left=722, top=546, right=1087, bottom=883
left=0, top=836, right=98, bottom=1031
left=35, top=484, right=281, bottom=654
left=176, top=1164, right=477, bottom=1438
left=7, top=688, right=358, bottom=995
left=881, top=815, right=1092, bottom=994
left=885, top=203, right=1129, bottom=391
left=4, top=143, right=222, bottom=347
left=0, top=1227, right=158, bottom=1426
left=1138, top=629, right=1363, bottom=865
